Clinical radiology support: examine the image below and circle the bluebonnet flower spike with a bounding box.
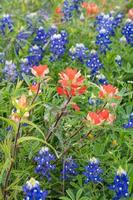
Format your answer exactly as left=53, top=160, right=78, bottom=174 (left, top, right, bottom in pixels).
left=109, top=167, right=129, bottom=200
left=23, top=177, right=48, bottom=200
left=83, top=157, right=103, bottom=184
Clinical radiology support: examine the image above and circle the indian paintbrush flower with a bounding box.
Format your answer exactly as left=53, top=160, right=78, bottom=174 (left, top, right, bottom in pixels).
left=31, top=65, right=49, bottom=78
left=57, top=67, right=87, bottom=97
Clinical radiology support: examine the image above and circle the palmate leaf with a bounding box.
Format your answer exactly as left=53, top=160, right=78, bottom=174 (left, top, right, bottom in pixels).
left=17, top=136, right=59, bottom=158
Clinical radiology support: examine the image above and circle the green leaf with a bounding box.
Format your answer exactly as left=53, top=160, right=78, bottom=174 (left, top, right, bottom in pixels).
left=0, top=116, right=18, bottom=132
left=22, top=73, right=30, bottom=85
left=20, top=119, right=45, bottom=139
left=0, top=159, right=11, bottom=184
left=80, top=197, right=89, bottom=200
left=60, top=197, right=71, bottom=200
left=17, top=136, right=59, bottom=158
left=66, top=189, right=75, bottom=200
left=76, top=189, right=83, bottom=200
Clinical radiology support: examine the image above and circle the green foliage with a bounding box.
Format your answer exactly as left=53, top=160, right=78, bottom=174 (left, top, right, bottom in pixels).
left=0, top=0, right=133, bottom=199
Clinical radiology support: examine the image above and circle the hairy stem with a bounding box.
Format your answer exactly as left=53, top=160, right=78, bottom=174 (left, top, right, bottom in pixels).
left=46, top=96, right=72, bottom=142
left=3, top=120, right=21, bottom=200
left=30, top=82, right=41, bottom=106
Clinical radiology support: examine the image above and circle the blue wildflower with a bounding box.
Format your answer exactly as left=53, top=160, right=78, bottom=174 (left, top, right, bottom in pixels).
left=95, top=28, right=112, bottom=54
left=113, top=13, right=124, bottom=29
left=61, top=157, right=78, bottom=180
left=96, top=73, right=108, bottom=85
left=0, top=14, right=13, bottom=35
left=83, top=157, right=103, bottom=184
left=88, top=97, right=102, bottom=106
left=20, top=58, right=32, bottom=75
left=47, top=25, right=58, bottom=38
left=119, top=36, right=127, bottom=43
left=49, top=30, right=68, bottom=61
left=34, top=147, right=55, bottom=181
left=62, top=0, right=82, bottom=21
left=86, top=50, right=103, bottom=75
left=122, top=19, right=133, bottom=46
left=0, top=52, right=5, bottom=63
left=15, top=30, right=31, bottom=54
left=109, top=167, right=129, bottom=200
left=115, top=55, right=122, bottom=67
left=23, top=178, right=48, bottom=200
left=3, top=60, right=18, bottom=82
left=33, top=27, right=48, bottom=47
left=69, top=43, right=89, bottom=63
left=27, top=45, right=44, bottom=66
left=123, top=113, right=133, bottom=129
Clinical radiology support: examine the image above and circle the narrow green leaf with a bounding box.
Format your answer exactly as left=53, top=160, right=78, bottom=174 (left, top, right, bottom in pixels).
left=66, top=189, right=75, bottom=200
left=0, top=116, right=17, bottom=132
left=0, top=159, right=11, bottom=184
left=17, top=136, right=59, bottom=158
left=76, top=189, right=83, bottom=200
left=20, top=119, right=45, bottom=139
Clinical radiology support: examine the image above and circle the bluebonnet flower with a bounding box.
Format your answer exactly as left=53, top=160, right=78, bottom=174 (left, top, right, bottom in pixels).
left=96, top=73, right=108, bottom=85
left=23, top=177, right=48, bottom=200
left=47, top=25, right=58, bottom=38
left=69, top=43, right=89, bottom=63
left=3, top=60, right=18, bottom=82
left=88, top=97, right=102, bottom=106
left=15, top=30, right=31, bottom=54
left=122, top=19, right=133, bottom=46
left=95, top=14, right=115, bottom=36
left=62, top=0, right=82, bottom=21
left=49, top=30, right=68, bottom=61
left=20, top=58, right=32, bottom=75
left=83, top=157, right=103, bottom=184
left=113, top=13, right=124, bottom=29
left=86, top=50, right=103, bottom=75
left=119, top=36, right=127, bottom=44
left=61, top=157, right=78, bottom=180
left=123, top=113, right=133, bottom=129
left=95, top=12, right=124, bottom=36
left=62, top=0, right=74, bottom=21
left=109, top=167, right=129, bottom=200
left=0, top=52, right=5, bottom=63
left=95, top=12, right=124, bottom=53
left=95, top=28, right=112, bottom=53
left=33, top=27, right=48, bottom=47
left=34, top=147, right=55, bottom=181
left=0, top=14, right=13, bottom=35
left=115, top=55, right=122, bottom=67
left=27, top=45, right=44, bottom=66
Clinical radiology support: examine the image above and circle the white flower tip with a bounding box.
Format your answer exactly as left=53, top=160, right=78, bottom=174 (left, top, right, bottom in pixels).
left=26, top=178, right=39, bottom=189
left=117, top=167, right=127, bottom=176
left=90, top=157, right=98, bottom=164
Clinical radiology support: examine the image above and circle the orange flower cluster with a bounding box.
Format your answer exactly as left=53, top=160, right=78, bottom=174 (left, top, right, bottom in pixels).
left=57, top=68, right=87, bottom=97
left=29, top=84, right=41, bottom=95
left=11, top=95, right=29, bottom=122
left=31, top=65, right=49, bottom=78
left=128, top=9, right=133, bottom=20
left=98, top=84, right=121, bottom=99
left=87, top=109, right=115, bottom=125
left=82, top=2, right=99, bottom=16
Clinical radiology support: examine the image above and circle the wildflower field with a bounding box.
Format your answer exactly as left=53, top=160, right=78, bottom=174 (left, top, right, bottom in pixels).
left=0, top=0, right=133, bottom=199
